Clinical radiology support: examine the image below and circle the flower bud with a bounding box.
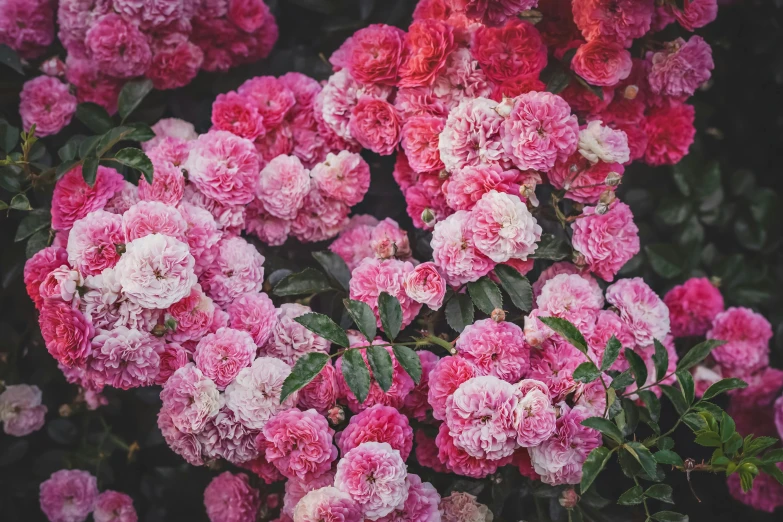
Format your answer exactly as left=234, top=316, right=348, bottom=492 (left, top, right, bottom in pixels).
left=521, top=184, right=539, bottom=208
left=59, top=404, right=73, bottom=417
left=327, top=405, right=346, bottom=425
left=421, top=208, right=436, bottom=226
left=151, top=324, right=167, bottom=338
left=491, top=308, right=506, bottom=322
left=604, top=171, right=622, bottom=186
left=740, top=462, right=759, bottom=477
left=559, top=489, right=579, bottom=509
left=623, top=85, right=639, bottom=100
left=494, top=97, right=515, bottom=118
left=438, top=169, right=449, bottom=180
left=572, top=251, right=586, bottom=269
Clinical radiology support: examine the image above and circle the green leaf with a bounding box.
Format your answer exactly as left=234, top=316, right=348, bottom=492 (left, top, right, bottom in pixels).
left=446, top=292, right=474, bottom=333
left=652, top=339, right=669, bottom=382
left=118, top=79, right=154, bottom=122
left=625, top=348, right=648, bottom=388
left=580, top=446, right=612, bottom=494
left=624, top=442, right=658, bottom=479
left=660, top=385, right=688, bottom=416
left=694, top=432, right=722, bottom=447
left=15, top=209, right=50, bottom=241
left=545, top=66, right=571, bottom=95
left=645, top=484, right=674, bottom=504
left=745, top=437, right=778, bottom=457
left=574, top=362, right=601, bottom=383
left=538, top=316, right=588, bottom=354
left=651, top=511, right=688, bottom=522
left=82, top=156, right=100, bottom=186
left=654, top=450, right=684, bottom=467
left=341, top=349, right=371, bottom=404
left=617, top=485, right=644, bottom=505
left=639, top=390, right=661, bottom=422
left=294, top=313, right=349, bottom=348
left=658, top=437, right=675, bottom=451
left=601, top=336, right=621, bottom=371
left=274, top=268, right=334, bottom=296
left=530, top=233, right=571, bottom=260
left=620, top=398, right=640, bottom=437
left=739, top=469, right=755, bottom=492
left=125, top=122, right=156, bottom=142
left=313, top=251, right=351, bottom=292
left=0, top=166, right=22, bottom=192
left=0, top=44, right=24, bottom=75
left=0, top=121, right=20, bottom=153
left=75, top=103, right=113, bottom=134
left=611, top=370, right=635, bottom=390
left=378, top=292, right=402, bottom=341
left=720, top=412, right=736, bottom=443
left=26, top=229, right=50, bottom=258
left=393, top=345, right=422, bottom=385
left=467, top=277, right=503, bottom=314
left=79, top=135, right=101, bottom=159
left=761, top=462, right=783, bottom=486
left=725, top=432, right=744, bottom=455
left=367, top=345, right=394, bottom=392
left=677, top=370, right=695, bottom=405
left=494, top=265, right=533, bottom=311
left=701, top=378, right=748, bottom=400
left=55, top=160, right=79, bottom=180
left=677, top=339, right=726, bottom=371
left=9, top=193, right=31, bottom=210
left=58, top=136, right=86, bottom=162
left=113, top=147, right=154, bottom=184
left=682, top=413, right=707, bottom=432
left=582, top=417, right=624, bottom=444
left=423, top=335, right=453, bottom=352
left=343, top=299, right=376, bottom=343
left=656, top=197, right=692, bottom=226
left=763, top=448, right=783, bottom=464
left=280, top=352, right=329, bottom=402
left=645, top=244, right=684, bottom=279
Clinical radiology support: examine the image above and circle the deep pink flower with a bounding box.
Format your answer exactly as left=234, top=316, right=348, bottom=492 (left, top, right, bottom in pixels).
left=261, top=408, right=337, bottom=481
left=290, top=188, right=351, bottom=243
left=19, top=76, right=76, bottom=137
left=93, top=491, right=137, bottom=522
left=85, top=14, right=151, bottom=78
left=204, top=472, right=261, bottom=522
left=90, top=326, right=162, bottom=390
left=52, top=166, right=125, bottom=231
left=430, top=210, right=494, bottom=286
left=443, top=164, right=520, bottom=211
left=643, top=101, right=695, bottom=166
left=160, top=364, right=221, bottom=434
left=156, top=343, right=191, bottom=386
left=606, top=278, right=670, bottom=346
left=671, top=0, right=717, bottom=31
left=349, top=258, right=422, bottom=329
left=664, top=277, right=724, bottom=338
left=414, top=429, right=449, bottom=473
left=39, top=469, right=98, bottom=522
left=165, top=284, right=216, bottom=343
left=571, top=201, right=640, bottom=282
left=227, top=292, right=277, bottom=347
left=0, top=0, right=54, bottom=59
left=349, top=97, right=401, bottom=156
left=298, top=363, right=340, bottom=415
left=648, top=36, right=713, bottom=97
left=24, top=246, right=69, bottom=310
left=345, top=24, right=405, bottom=85
left=200, top=236, right=265, bottom=307
left=549, top=152, right=624, bottom=204
left=456, top=319, right=529, bottom=383
left=537, top=273, right=604, bottom=333
left=727, top=463, right=783, bottom=514
left=338, top=405, right=413, bottom=461
left=256, top=155, right=311, bottom=220
left=400, top=116, right=446, bottom=173
left=473, top=20, right=547, bottom=84
left=293, top=486, right=362, bottom=522
left=376, top=474, right=440, bottom=522
left=147, top=35, right=204, bottom=91
left=571, top=39, right=632, bottom=87
left=514, top=381, right=557, bottom=447
left=403, top=262, right=446, bottom=310
left=572, top=0, right=654, bottom=46
left=194, top=328, right=257, bottom=390
left=311, top=151, right=371, bottom=207
left=399, top=19, right=456, bottom=88
left=336, top=344, right=416, bottom=413
left=436, top=422, right=511, bottom=478
left=212, top=91, right=266, bottom=141
left=39, top=300, right=94, bottom=367
left=402, top=350, right=439, bottom=422
left=707, top=307, right=772, bottom=378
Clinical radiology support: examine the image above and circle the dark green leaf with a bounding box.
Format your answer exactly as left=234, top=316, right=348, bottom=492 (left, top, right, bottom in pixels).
left=82, top=156, right=100, bottom=186
left=46, top=419, right=78, bottom=445
left=76, top=103, right=113, bottom=134
left=125, top=122, right=156, bottom=142
left=625, top=348, right=648, bottom=388
left=573, top=74, right=604, bottom=100
left=294, top=313, right=349, bottom=348
left=0, top=44, right=24, bottom=75
left=660, top=385, right=688, bottom=415
left=58, top=136, right=86, bottom=162
left=764, top=449, right=783, bottom=464
left=530, top=233, right=571, bottom=260
left=658, top=437, right=675, bottom=451
left=26, top=229, right=49, bottom=258
left=378, top=292, right=402, bottom=341
left=113, top=147, right=153, bottom=184
left=341, top=349, right=371, bottom=404
left=677, top=340, right=725, bottom=371
left=538, top=316, right=588, bottom=354
left=654, top=450, right=684, bottom=467
left=15, top=209, right=50, bottom=241
left=446, top=292, right=474, bottom=333
left=580, top=446, right=612, bottom=493
left=720, top=412, right=736, bottom=444
left=601, top=336, right=622, bottom=372
left=286, top=0, right=338, bottom=14
left=725, top=432, right=743, bottom=455
left=494, top=265, right=533, bottom=311
left=624, top=442, right=658, bottom=479
left=313, top=251, right=351, bottom=291
left=652, top=339, right=669, bottom=382
left=281, top=352, right=329, bottom=402
left=273, top=268, right=334, bottom=296
left=656, top=197, right=692, bottom=226
left=676, top=371, right=695, bottom=405
left=367, top=345, right=393, bottom=392
left=9, top=193, right=31, bottom=210
left=617, top=485, right=644, bottom=505
left=79, top=135, right=101, bottom=159
left=582, top=417, right=624, bottom=444
left=639, top=390, right=661, bottom=422
left=55, top=159, right=79, bottom=179
left=343, top=299, right=376, bottom=343
left=393, top=345, right=422, bottom=385
left=645, top=244, right=684, bottom=279
left=467, top=277, right=503, bottom=314
left=645, top=484, right=674, bottom=504
left=621, top=399, right=640, bottom=437
left=0, top=166, right=22, bottom=192
left=611, top=370, right=635, bottom=390
left=573, top=362, right=601, bottom=383
left=701, top=378, right=748, bottom=401
left=761, top=462, right=783, bottom=486
left=545, top=67, right=571, bottom=94
left=651, top=511, right=688, bottom=522
left=118, top=79, right=154, bottom=122
left=682, top=413, right=707, bottom=432
left=0, top=121, right=20, bottom=152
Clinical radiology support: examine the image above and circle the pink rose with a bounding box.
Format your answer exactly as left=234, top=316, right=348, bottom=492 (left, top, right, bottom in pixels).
left=403, top=262, right=446, bottom=310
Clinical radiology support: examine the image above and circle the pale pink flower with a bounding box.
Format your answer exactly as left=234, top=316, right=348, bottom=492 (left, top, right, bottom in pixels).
left=456, top=319, right=529, bottom=382
left=439, top=492, right=493, bottom=522
left=349, top=258, right=422, bottom=330
left=262, top=408, right=337, bottom=481
left=263, top=303, right=330, bottom=365
left=160, top=364, right=221, bottom=434
left=438, top=97, right=504, bottom=172
left=370, top=218, right=412, bottom=260
left=338, top=405, right=413, bottom=461
left=537, top=273, right=605, bottom=332
left=571, top=201, right=640, bottom=282
left=428, top=356, right=481, bottom=421
left=90, top=327, right=162, bottom=390
left=578, top=120, right=630, bottom=164
left=178, top=202, right=222, bottom=275
left=0, top=384, right=47, bottom=437
left=137, top=157, right=185, bottom=206
left=443, top=164, right=521, bottom=211
left=606, top=278, right=670, bottom=346
left=257, top=155, right=311, bottom=220
left=93, top=491, right=137, bottom=522
left=39, top=469, right=98, bottom=522
left=200, top=236, right=265, bottom=307
left=468, top=191, right=541, bottom=263
left=143, top=118, right=197, bottom=152
left=67, top=210, right=125, bottom=276
left=290, top=188, right=351, bottom=243
left=39, top=265, right=82, bottom=306
left=157, top=410, right=204, bottom=466
left=203, top=472, right=260, bottom=522
left=122, top=201, right=187, bottom=242
left=80, top=268, right=159, bottom=332
left=376, top=474, right=440, bottom=522
left=430, top=211, right=494, bottom=286
left=227, top=292, right=277, bottom=347
left=194, top=328, right=257, bottom=390
left=513, top=382, right=557, bottom=447
left=293, top=486, right=362, bottom=522
left=198, top=407, right=258, bottom=465
left=224, top=357, right=297, bottom=430
left=403, top=262, right=446, bottom=310
left=435, top=423, right=511, bottom=478
left=104, top=181, right=140, bottom=214
left=311, top=151, right=371, bottom=207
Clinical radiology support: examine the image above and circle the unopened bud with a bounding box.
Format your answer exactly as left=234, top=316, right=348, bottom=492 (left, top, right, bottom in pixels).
left=151, top=324, right=167, bottom=338
left=115, top=243, right=126, bottom=255
left=494, top=97, right=515, bottom=118
left=596, top=190, right=616, bottom=214
left=421, top=208, right=436, bottom=226
left=59, top=404, right=73, bottom=417
left=438, top=169, right=449, bottom=180
left=559, top=489, right=579, bottom=509
left=623, top=85, right=639, bottom=100
left=327, top=406, right=345, bottom=425
left=684, top=458, right=696, bottom=472
left=266, top=493, right=280, bottom=510
left=521, top=185, right=539, bottom=207
left=518, top=9, right=543, bottom=25
left=709, top=276, right=721, bottom=288
left=604, top=171, right=622, bottom=187
left=740, top=463, right=759, bottom=477
left=572, top=251, right=586, bottom=268
left=491, top=308, right=506, bottom=322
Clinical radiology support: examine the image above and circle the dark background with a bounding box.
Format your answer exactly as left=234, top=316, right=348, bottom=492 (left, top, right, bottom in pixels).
left=1, top=0, right=783, bottom=521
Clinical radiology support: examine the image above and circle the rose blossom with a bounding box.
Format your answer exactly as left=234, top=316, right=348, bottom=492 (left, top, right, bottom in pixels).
left=52, top=166, right=125, bottom=231
left=115, top=233, right=197, bottom=309
left=577, top=120, right=631, bottom=165
left=501, top=91, right=579, bottom=172
left=227, top=292, right=277, bottom=347
left=261, top=408, right=337, bottom=481
left=334, top=442, right=409, bottom=519
left=225, top=357, right=297, bottom=430
left=370, top=218, right=411, bottom=260
left=298, top=363, right=340, bottom=415
left=427, top=356, right=481, bottom=421
left=400, top=116, right=446, bottom=173
left=571, top=39, right=632, bottom=87
left=527, top=337, right=586, bottom=401
left=93, top=491, right=137, bottom=522
left=143, top=118, right=198, bottom=152
left=349, top=258, right=422, bottom=329
left=548, top=153, right=624, bottom=204
left=572, top=0, right=654, bottom=46
left=571, top=201, right=640, bottom=282
left=456, top=319, right=530, bottom=383
left=24, top=246, right=69, bottom=309
left=85, top=14, right=151, bottom=78
left=664, top=277, right=724, bottom=338
left=138, top=157, right=186, bottom=206
left=513, top=381, right=557, bottom=447
left=403, top=262, right=446, bottom=310
left=19, top=76, right=77, bottom=137
left=707, top=307, right=773, bottom=378
left=122, top=201, right=187, bottom=242
left=377, top=474, right=440, bottom=522
left=415, top=429, right=448, bottom=473
left=283, top=471, right=337, bottom=520
left=194, top=328, right=257, bottom=390
left=203, top=472, right=261, bottom=522
left=336, top=345, right=416, bottom=413
left=473, top=20, right=547, bottom=84
left=468, top=190, right=541, bottom=263
left=160, top=364, right=221, bottom=434
left=430, top=210, right=494, bottom=286
left=443, top=164, right=521, bottom=211
left=39, top=469, right=99, bottom=522
left=344, top=24, right=405, bottom=85
left=212, top=91, right=266, bottom=140
left=0, top=384, right=47, bottom=436
left=403, top=350, right=439, bottom=422
left=439, top=492, right=493, bottom=522
left=66, top=210, right=125, bottom=276
left=201, top=236, right=265, bottom=306
left=728, top=463, right=783, bottom=514
left=606, top=278, right=670, bottom=346
left=310, top=151, right=371, bottom=207
left=338, top=405, right=414, bottom=461
left=263, top=303, right=330, bottom=364
left=435, top=423, right=511, bottom=478
left=648, top=36, right=713, bottom=97
left=39, top=265, right=82, bottom=306
left=671, top=0, right=717, bottom=31
left=293, top=487, right=362, bottom=522
left=40, top=300, right=95, bottom=367
left=399, top=19, right=455, bottom=87
left=256, top=154, right=311, bottom=220
left=439, top=97, right=504, bottom=172
left=165, top=284, right=216, bottom=343
left=90, top=327, right=162, bottom=390
left=157, top=410, right=204, bottom=466
left=349, top=97, right=401, bottom=156
left=156, top=343, right=190, bottom=386
left=643, top=101, right=695, bottom=166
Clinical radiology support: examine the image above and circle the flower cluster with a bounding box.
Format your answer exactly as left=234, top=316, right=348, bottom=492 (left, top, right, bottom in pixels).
left=0, top=0, right=54, bottom=59
left=39, top=468, right=137, bottom=522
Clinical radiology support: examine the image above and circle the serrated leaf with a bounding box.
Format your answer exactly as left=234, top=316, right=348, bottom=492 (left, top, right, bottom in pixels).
left=725, top=432, right=743, bottom=454
left=294, top=313, right=349, bottom=348
left=494, top=265, right=533, bottom=311
left=654, top=450, right=684, bottom=467
left=341, top=349, right=371, bottom=404
left=763, top=448, right=783, bottom=464
left=538, top=316, right=588, bottom=354
left=281, top=352, right=329, bottom=402
left=677, top=339, right=726, bottom=372
left=446, top=292, right=474, bottom=333
left=467, top=277, right=503, bottom=314
left=393, top=345, right=422, bottom=385
left=367, top=345, right=393, bottom=392
left=274, top=268, right=334, bottom=296
left=582, top=417, right=624, bottom=444
left=0, top=166, right=22, bottom=192
left=9, top=193, right=31, bottom=210
left=639, top=390, right=661, bottom=422
left=682, top=413, right=707, bottom=432
left=621, top=399, right=640, bottom=437
left=660, top=385, right=688, bottom=416
left=580, top=446, right=612, bottom=493
left=611, top=370, right=635, bottom=390
left=625, top=348, right=648, bottom=388
left=677, top=370, right=695, bottom=405
left=720, top=412, right=736, bottom=444
left=658, top=437, right=675, bottom=451
left=82, top=156, right=99, bottom=186
left=745, top=437, right=778, bottom=458
left=573, top=362, right=601, bottom=383
left=761, top=462, right=783, bottom=485
left=76, top=103, right=113, bottom=134
left=701, top=378, right=748, bottom=400
left=652, top=339, right=669, bottom=382
left=343, top=299, right=376, bottom=342
left=645, top=484, right=674, bottom=504
left=125, top=122, right=155, bottom=142
left=378, top=292, right=402, bottom=341
left=624, top=442, right=658, bottom=479
left=118, top=78, right=154, bottom=122
left=113, top=147, right=154, bottom=183
left=529, top=233, right=571, bottom=260
left=313, top=251, right=351, bottom=291
left=0, top=44, right=24, bottom=75
left=617, top=485, right=644, bottom=505
left=651, top=511, right=688, bottom=522
left=15, top=209, right=50, bottom=241
left=694, top=432, right=722, bottom=447
left=601, top=336, right=621, bottom=371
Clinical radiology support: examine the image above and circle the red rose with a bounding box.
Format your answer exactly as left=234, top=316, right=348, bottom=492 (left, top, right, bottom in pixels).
left=473, top=19, right=547, bottom=84
left=347, top=24, right=405, bottom=85
left=399, top=19, right=456, bottom=88
left=644, top=101, right=695, bottom=166
left=571, top=39, right=632, bottom=87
